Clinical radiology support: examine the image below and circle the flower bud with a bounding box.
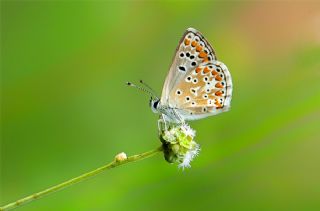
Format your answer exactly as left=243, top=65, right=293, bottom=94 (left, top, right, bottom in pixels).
left=114, top=152, right=127, bottom=162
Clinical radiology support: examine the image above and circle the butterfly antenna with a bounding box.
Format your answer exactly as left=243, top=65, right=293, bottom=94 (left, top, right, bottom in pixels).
left=126, top=82, right=158, bottom=99
left=139, top=80, right=158, bottom=97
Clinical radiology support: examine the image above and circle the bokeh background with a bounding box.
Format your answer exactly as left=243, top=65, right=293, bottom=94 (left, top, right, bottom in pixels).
left=2, top=1, right=320, bottom=210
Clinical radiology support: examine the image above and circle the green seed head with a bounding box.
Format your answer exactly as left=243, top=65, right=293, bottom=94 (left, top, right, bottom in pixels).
left=160, top=123, right=200, bottom=168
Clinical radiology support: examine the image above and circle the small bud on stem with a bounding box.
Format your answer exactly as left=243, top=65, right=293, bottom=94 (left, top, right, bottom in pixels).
left=114, top=152, right=127, bottom=162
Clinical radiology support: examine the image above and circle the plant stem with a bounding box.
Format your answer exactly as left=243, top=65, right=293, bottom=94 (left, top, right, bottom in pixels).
left=1, top=146, right=163, bottom=211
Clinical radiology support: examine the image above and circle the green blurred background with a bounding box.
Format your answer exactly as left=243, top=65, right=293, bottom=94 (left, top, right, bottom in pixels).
left=1, top=1, right=320, bottom=210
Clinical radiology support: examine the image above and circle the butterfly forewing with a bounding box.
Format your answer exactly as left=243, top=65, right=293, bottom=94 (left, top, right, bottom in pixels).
left=161, top=28, right=216, bottom=104
left=160, top=28, right=232, bottom=121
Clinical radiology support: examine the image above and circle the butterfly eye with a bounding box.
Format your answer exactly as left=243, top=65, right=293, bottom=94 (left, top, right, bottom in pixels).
left=153, top=100, right=159, bottom=109
left=191, top=61, right=197, bottom=67
left=179, top=52, right=185, bottom=58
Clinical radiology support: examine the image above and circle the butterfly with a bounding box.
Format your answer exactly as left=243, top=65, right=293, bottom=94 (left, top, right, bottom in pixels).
left=128, top=28, right=232, bottom=126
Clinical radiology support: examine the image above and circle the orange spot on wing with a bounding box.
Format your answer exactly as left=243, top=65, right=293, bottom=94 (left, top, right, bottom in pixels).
left=196, top=45, right=203, bottom=52
left=203, top=67, right=210, bottom=74
left=215, top=91, right=223, bottom=96
left=202, top=57, right=209, bottom=63
left=214, top=99, right=223, bottom=108
left=191, top=41, right=198, bottom=47
left=199, top=51, right=207, bottom=58
left=211, top=69, right=218, bottom=76
left=215, top=75, right=222, bottom=81
left=184, top=39, right=190, bottom=46
left=215, top=82, right=223, bottom=88
left=195, top=67, right=202, bottom=73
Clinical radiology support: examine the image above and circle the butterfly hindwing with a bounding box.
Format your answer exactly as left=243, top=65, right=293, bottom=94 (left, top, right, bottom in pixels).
left=171, top=61, right=232, bottom=120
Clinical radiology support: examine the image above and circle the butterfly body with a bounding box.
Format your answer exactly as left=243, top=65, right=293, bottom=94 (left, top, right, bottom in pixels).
left=150, top=28, right=232, bottom=124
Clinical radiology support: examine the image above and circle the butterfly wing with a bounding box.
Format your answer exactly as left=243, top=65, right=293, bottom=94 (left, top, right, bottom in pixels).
left=160, top=28, right=232, bottom=121
left=161, top=28, right=217, bottom=104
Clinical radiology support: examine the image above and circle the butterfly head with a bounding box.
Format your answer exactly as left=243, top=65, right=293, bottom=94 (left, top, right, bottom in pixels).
left=150, top=98, right=160, bottom=113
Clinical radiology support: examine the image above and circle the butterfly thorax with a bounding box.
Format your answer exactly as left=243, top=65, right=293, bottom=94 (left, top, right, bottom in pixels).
left=150, top=99, right=182, bottom=123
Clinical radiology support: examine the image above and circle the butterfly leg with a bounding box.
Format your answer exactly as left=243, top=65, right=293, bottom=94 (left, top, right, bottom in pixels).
left=157, top=114, right=169, bottom=138
left=160, top=114, right=168, bottom=130
left=172, top=108, right=185, bottom=125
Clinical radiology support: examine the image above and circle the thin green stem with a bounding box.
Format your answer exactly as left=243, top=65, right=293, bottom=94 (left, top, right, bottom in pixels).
left=1, top=146, right=163, bottom=211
